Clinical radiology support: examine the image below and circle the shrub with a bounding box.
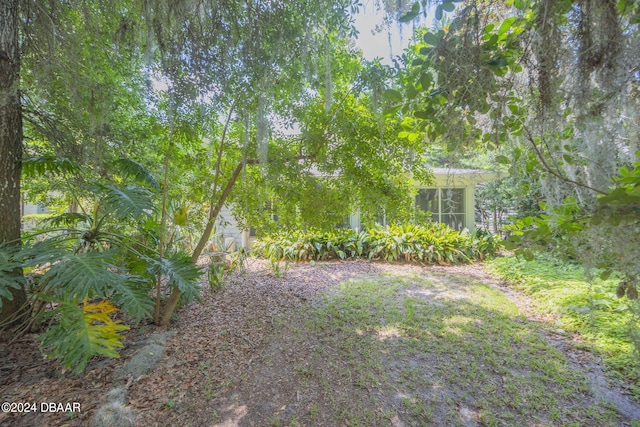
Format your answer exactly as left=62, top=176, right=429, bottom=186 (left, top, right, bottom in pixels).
left=253, top=228, right=368, bottom=262
left=1, top=160, right=203, bottom=373
left=253, top=223, right=500, bottom=265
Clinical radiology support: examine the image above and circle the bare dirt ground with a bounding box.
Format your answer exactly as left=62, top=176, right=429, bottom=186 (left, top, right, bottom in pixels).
left=1, top=259, right=638, bottom=426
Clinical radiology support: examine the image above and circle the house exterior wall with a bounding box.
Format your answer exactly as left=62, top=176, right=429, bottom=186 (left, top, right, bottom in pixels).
left=214, top=205, right=247, bottom=251
left=218, top=169, right=503, bottom=249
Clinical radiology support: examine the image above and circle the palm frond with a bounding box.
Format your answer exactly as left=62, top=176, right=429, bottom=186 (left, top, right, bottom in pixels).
left=0, top=245, right=25, bottom=308
left=151, top=253, right=203, bottom=303
left=113, top=158, right=160, bottom=190
left=41, top=251, right=128, bottom=300
left=94, top=183, right=156, bottom=220
left=22, top=156, right=82, bottom=178
left=39, top=299, right=128, bottom=373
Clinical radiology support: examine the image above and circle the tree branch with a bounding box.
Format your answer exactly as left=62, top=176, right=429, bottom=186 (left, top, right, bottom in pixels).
left=523, top=124, right=606, bottom=195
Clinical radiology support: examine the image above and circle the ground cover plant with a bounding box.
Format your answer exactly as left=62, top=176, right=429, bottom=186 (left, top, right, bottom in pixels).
left=487, top=255, right=640, bottom=400
left=253, top=223, right=500, bottom=265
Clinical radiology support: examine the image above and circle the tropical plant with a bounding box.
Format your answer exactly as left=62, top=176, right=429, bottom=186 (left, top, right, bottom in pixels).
left=0, top=158, right=202, bottom=373
left=253, top=223, right=500, bottom=265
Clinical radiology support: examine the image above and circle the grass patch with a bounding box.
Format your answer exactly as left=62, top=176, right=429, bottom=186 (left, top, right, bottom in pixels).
left=282, top=270, right=624, bottom=426
left=487, top=255, right=640, bottom=400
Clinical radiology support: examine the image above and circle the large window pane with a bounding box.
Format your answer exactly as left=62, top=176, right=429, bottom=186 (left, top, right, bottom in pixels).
left=442, top=213, right=466, bottom=231
left=416, top=189, right=439, bottom=214
left=441, top=188, right=464, bottom=214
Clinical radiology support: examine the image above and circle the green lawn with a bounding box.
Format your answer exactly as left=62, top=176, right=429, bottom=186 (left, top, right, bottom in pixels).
left=487, top=255, right=640, bottom=401
left=266, top=268, right=629, bottom=426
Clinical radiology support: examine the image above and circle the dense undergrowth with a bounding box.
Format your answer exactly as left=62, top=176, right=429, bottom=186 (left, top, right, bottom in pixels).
left=487, top=255, right=640, bottom=400
left=253, top=223, right=500, bottom=265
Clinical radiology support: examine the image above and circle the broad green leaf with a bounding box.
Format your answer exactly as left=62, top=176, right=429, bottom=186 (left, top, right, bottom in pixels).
left=114, top=158, right=160, bottom=190
left=109, top=277, right=154, bottom=324
left=42, top=212, right=91, bottom=228
left=419, top=73, right=432, bottom=91
left=41, top=251, right=127, bottom=300
left=442, top=2, right=455, bottom=12
left=419, top=46, right=433, bottom=56
left=0, top=246, right=25, bottom=306
left=495, top=155, right=510, bottom=164
left=498, top=17, right=518, bottom=36
left=487, top=55, right=508, bottom=67
left=39, top=299, right=128, bottom=373
left=406, top=85, right=419, bottom=99
left=435, top=5, right=443, bottom=20
left=152, top=254, right=203, bottom=303
left=22, top=156, right=82, bottom=178
left=383, top=89, right=403, bottom=103
left=423, top=32, right=439, bottom=46
left=95, top=183, right=156, bottom=220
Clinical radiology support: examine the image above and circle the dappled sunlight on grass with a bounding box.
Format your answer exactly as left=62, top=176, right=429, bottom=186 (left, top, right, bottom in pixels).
left=297, top=270, right=624, bottom=426
left=374, top=326, right=402, bottom=341
left=487, top=256, right=640, bottom=399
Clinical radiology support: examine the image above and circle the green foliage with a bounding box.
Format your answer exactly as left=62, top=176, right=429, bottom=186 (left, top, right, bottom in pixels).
left=1, top=165, right=202, bottom=372
left=113, top=158, right=161, bottom=191
left=22, top=156, right=83, bottom=179
left=267, top=259, right=291, bottom=278
left=366, top=223, right=497, bottom=264
left=502, top=159, right=640, bottom=358
left=504, top=158, right=640, bottom=276
left=39, top=299, right=129, bottom=374
left=150, top=253, right=202, bottom=305
left=487, top=255, right=640, bottom=399
left=207, top=249, right=248, bottom=290
left=393, top=7, right=531, bottom=149
left=254, top=228, right=369, bottom=262
left=253, top=223, right=501, bottom=265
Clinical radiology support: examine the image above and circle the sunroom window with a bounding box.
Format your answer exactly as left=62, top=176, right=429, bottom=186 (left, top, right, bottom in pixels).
left=416, top=188, right=465, bottom=231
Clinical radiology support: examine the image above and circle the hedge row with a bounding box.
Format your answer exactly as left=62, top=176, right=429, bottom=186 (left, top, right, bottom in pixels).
left=253, top=223, right=501, bottom=265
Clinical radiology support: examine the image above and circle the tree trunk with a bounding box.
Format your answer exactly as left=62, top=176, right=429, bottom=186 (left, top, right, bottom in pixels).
left=159, top=160, right=252, bottom=325
left=0, top=0, right=28, bottom=327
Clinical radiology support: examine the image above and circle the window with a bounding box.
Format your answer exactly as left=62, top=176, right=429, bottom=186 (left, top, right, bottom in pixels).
left=416, top=189, right=439, bottom=213
left=334, top=215, right=351, bottom=229
left=416, top=188, right=465, bottom=230
left=375, top=210, right=387, bottom=226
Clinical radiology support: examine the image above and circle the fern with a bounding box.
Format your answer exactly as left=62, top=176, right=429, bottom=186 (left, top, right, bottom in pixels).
left=39, top=299, right=128, bottom=373
left=22, top=156, right=82, bottom=178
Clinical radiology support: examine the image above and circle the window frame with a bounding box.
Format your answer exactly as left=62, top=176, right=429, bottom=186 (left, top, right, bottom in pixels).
left=415, top=187, right=466, bottom=230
